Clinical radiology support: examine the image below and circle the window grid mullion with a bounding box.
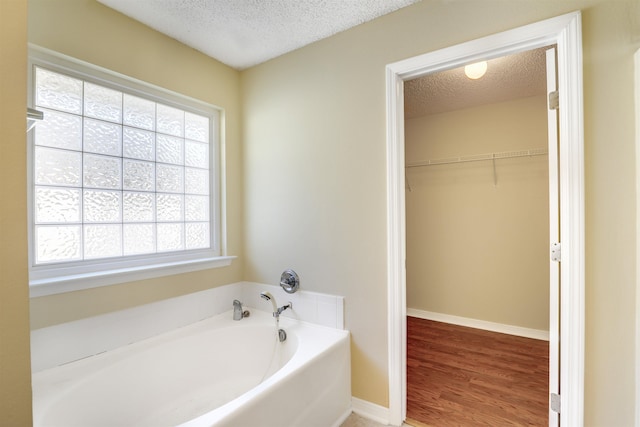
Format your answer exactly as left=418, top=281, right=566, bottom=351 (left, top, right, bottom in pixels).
left=80, top=81, right=86, bottom=262
left=154, top=101, right=158, bottom=255
left=119, top=89, right=125, bottom=259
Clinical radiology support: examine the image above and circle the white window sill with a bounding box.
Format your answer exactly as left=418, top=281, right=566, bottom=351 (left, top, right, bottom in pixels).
left=29, top=256, right=236, bottom=298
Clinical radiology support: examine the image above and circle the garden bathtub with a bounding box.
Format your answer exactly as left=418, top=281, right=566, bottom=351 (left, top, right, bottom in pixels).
left=32, top=309, right=351, bottom=427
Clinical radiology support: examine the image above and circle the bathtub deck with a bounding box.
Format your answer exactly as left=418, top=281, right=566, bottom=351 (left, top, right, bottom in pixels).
left=406, top=316, right=549, bottom=426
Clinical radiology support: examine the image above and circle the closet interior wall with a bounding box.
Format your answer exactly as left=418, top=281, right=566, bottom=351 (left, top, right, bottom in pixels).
left=405, top=94, right=550, bottom=332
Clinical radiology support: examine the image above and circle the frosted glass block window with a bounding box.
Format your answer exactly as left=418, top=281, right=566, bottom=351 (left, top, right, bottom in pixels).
left=123, top=94, right=155, bottom=131
left=35, top=68, right=83, bottom=114
left=35, top=147, right=82, bottom=187
left=185, top=112, right=209, bottom=142
left=36, top=226, right=82, bottom=263
left=36, top=109, right=82, bottom=151
left=84, top=225, right=122, bottom=259
left=83, top=118, right=122, bottom=156
left=156, top=164, right=184, bottom=193
left=185, top=168, right=209, bottom=195
left=123, top=160, right=155, bottom=191
left=84, top=83, right=122, bottom=123
left=156, top=194, right=183, bottom=222
left=186, top=223, right=209, bottom=249
left=185, top=195, right=209, bottom=222
left=123, top=224, right=155, bottom=255
left=157, top=104, right=184, bottom=137
left=157, top=223, right=184, bottom=252
left=156, top=134, right=184, bottom=165
left=83, top=154, right=122, bottom=189
left=83, top=190, right=122, bottom=223
left=30, top=63, right=217, bottom=269
left=123, top=192, right=155, bottom=222
left=185, top=141, right=208, bottom=169
left=123, top=127, right=155, bottom=161
left=35, top=187, right=81, bottom=223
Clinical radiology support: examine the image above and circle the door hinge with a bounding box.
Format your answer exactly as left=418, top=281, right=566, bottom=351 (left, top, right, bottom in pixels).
left=551, top=242, right=561, bottom=262
left=548, top=90, right=559, bottom=110
left=550, top=393, right=561, bottom=413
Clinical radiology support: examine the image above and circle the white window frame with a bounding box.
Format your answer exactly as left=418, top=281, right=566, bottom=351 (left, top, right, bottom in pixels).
left=27, top=45, right=234, bottom=298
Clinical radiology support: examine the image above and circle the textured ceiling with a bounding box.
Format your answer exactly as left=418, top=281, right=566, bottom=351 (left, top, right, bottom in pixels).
left=404, top=47, right=551, bottom=118
left=97, top=0, right=421, bottom=70
left=96, top=0, right=549, bottom=114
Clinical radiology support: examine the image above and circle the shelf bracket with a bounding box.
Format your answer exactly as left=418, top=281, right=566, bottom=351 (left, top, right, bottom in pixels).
left=492, top=154, right=497, bottom=187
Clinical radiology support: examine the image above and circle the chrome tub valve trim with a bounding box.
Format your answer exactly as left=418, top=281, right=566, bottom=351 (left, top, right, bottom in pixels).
left=280, top=269, right=300, bottom=294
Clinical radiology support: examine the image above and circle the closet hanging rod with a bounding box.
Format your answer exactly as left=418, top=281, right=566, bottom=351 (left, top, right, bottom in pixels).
left=406, top=147, right=548, bottom=168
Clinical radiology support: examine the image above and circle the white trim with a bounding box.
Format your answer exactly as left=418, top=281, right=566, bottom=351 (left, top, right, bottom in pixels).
left=385, top=61, right=407, bottom=427
left=351, top=397, right=390, bottom=425
left=545, top=46, right=560, bottom=426
left=407, top=308, right=550, bottom=341
left=556, top=15, right=586, bottom=426
left=386, top=12, right=584, bottom=427
left=29, top=256, right=236, bottom=298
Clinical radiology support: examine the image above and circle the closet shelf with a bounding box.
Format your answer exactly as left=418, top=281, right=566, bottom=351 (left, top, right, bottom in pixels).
left=406, top=147, right=548, bottom=168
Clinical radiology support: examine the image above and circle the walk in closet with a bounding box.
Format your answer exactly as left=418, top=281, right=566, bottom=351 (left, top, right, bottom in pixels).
left=403, top=47, right=551, bottom=425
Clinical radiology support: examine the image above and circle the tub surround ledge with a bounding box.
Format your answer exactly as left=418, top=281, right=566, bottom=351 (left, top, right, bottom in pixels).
left=30, top=281, right=345, bottom=372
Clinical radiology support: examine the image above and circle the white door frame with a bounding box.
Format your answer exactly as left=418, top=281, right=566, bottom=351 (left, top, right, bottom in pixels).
left=546, top=45, right=560, bottom=426
left=385, top=11, right=584, bottom=426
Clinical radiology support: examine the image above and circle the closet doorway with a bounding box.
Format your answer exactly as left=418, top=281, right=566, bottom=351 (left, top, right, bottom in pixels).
left=403, top=46, right=553, bottom=426
left=385, top=12, right=585, bottom=427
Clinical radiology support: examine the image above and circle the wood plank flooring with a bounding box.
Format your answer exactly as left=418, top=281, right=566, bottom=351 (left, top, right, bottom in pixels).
left=407, top=317, right=549, bottom=426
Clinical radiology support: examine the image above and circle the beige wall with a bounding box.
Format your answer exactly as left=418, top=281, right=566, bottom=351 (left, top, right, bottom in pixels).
left=2, top=0, right=639, bottom=425
left=405, top=95, right=550, bottom=331
left=582, top=1, right=639, bottom=424
left=242, top=0, right=639, bottom=424
left=26, top=0, right=244, bottom=329
left=1, top=0, right=32, bottom=423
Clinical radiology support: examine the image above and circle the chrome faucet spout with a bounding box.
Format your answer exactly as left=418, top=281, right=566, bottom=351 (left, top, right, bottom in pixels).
left=260, top=292, right=292, bottom=319
left=233, top=299, right=244, bottom=320
left=275, top=302, right=292, bottom=317
left=260, top=291, right=278, bottom=315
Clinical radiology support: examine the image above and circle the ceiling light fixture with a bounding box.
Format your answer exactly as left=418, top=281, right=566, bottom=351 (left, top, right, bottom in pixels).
left=464, top=61, right=488, bottom=79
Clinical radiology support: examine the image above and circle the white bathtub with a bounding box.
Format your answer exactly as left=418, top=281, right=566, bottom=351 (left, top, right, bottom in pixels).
left=32, top=309, right=351, bottom=427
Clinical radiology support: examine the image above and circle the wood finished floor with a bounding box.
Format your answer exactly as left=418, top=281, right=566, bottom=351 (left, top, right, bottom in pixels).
left=407, top=317, right=549, bottom=426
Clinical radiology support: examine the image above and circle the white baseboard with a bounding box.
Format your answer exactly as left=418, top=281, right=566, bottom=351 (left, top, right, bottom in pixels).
left=407, top=308, right=549, bottom=341
left=351, top=397, right=390, bottom=425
